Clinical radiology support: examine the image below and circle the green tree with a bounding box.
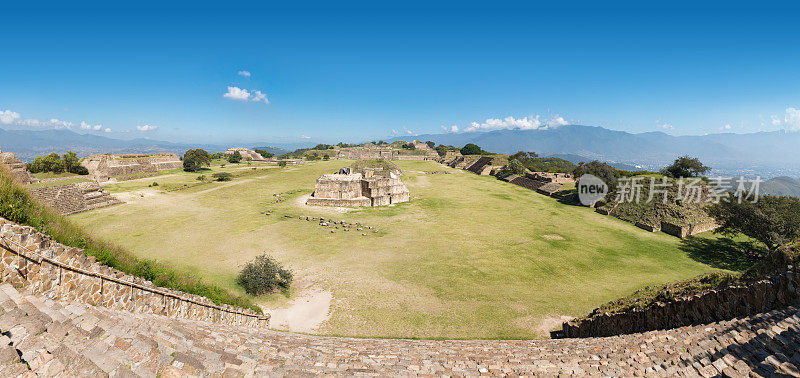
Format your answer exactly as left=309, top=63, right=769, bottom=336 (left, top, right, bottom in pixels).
left=708, top=195, right=800, bottom=252
left=227, top=151, right=242, bottom=163
left=425, top=141, right=435, bottom=149
left=661, top=156, right=711, bottom=178
left=460, top=143, right=482, bottom=155
left=278, top=160, right=287, bottom=168
left=28, top=153, right=65, bottom=173
left=572, top=160, right=619, bottom=193
left=253, top=149, right=274, bottom=158
left=435, top=146, right=448, bottom=157
left=183, top=149, right=211, bottom=172
left=323, top=154, right=330, bottom=160
left=237, top=254, right=293, bottom=296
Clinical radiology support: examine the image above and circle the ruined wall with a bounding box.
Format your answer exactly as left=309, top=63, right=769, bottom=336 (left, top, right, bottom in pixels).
left=562, top=267, right=800, bottom=338
left=307, top=171, right=410, bottom=207
left=0, top=151, right=38, bottom=184
left=465, top=156, right=493, bottom=174
left=27, top=182, right=123, bottom=215
left=660, top=220, right=720, bottom=238
left=0, top=217, right=268, bottom=328
left=313, top=174, right=364, bottom=199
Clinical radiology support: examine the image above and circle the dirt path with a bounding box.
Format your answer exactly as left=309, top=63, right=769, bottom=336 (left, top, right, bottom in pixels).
left=266, top=287, right=333, bottom=333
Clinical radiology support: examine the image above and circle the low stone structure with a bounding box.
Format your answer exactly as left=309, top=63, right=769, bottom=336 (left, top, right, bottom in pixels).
left=0, top=148, right=38, bottom=184
left=0, top=217, right=268, bottom=330
left=528, top=171, right=575, bottom=184
left=562, top=266, right=800, bottom=338
left=660, top=219, right=720, bottom=238
left=80, top=153, right=182, bottom=182
left=27, top=182, right=123, bottom=215
left=307, top=168, right=410, bottom=207
left=224, top=147, right=266, bottom=161
left=336, top=147, right=396, bottom=160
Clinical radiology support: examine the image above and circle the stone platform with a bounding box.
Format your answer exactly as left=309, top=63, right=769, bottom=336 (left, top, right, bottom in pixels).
left=0, top=282, right=798, bottom=376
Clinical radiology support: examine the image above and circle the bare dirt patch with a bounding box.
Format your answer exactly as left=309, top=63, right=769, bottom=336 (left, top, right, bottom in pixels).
left=267, top=285, right=333, bottom=333
left=535, top=315, right=574, bottom=336
left=541, top=234, right=565, bottom=240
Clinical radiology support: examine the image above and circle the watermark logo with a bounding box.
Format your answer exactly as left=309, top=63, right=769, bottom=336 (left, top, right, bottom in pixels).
left=577, top=174, right=608, bottom=206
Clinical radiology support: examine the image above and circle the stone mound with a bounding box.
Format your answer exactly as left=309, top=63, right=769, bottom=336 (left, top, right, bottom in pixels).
left=27, top=182, right=123, bottom=215
left=0, top=150, right=38, bottom=185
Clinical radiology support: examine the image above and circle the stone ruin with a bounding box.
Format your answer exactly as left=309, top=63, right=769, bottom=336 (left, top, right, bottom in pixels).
left=28, top=181, right=123, bottom=215
left=528, top=171, right=575, bottom=184
left=224, top=147, right=267, bottom=161
left=80, top=153, right=182, bottom=182
left=306, top=167, right=410, bottom=207
left=0, top=148, right=38, bottom=184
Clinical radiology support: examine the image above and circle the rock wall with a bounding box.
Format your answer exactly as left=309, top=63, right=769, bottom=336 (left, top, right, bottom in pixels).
left=562, top=267, right=800, bottom=338
left=0, top=217, right=268, bottom=328
left=27, top=182, right=123, bottom=215
left=0, top=150, right=38, bottom=184
left=308, top=170, right=410, bottom=207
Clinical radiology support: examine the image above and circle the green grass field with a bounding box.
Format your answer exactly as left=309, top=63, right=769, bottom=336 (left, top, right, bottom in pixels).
left=70, top=160, right=728, bottom=339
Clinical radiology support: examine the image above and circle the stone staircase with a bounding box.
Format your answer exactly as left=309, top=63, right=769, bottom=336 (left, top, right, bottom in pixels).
left=0, top=283, right=799, bottom=376
left=77, top=182, right=123, bottom=212
left=28, top=182, right=123, bottom=215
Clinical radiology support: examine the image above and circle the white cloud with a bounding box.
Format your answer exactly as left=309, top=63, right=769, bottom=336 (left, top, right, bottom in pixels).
left=441, top=125, right=459, bottom=133
left=721, top=124, right=732, bottom=131
left=784, top=107, right=800, bottom=131
left=771, top=115, right=782, bottom=126
left=103, top=128, right=111, bottom=133
left=300, top=135, right=311, bottom=139
left=464, top=116, right=543, bottom=132
left=80, top=121, right=103, bottom=131
left=548, top=115, right=569, bottom=127
left=251, top=90, right=269, bottom=104
left=136, top=124, right=158, bottom=131
left=224, top=86, right=269, bottom=104
left=48, top=118, right=73, bottom=129
left=657, top=122, right=674, bottom=130
left=238, top=70, right=251, bottom=78
left=223, top=86, right=251, bottom=101
left=0, top=110, right=21, bottom=124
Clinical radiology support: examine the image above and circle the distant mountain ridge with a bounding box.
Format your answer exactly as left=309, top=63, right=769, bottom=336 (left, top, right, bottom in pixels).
left=761, top=176, right=800, bottom=198
left=389, top=125, right=800, bottom=177
left=0, top=128, right=288, bottom=161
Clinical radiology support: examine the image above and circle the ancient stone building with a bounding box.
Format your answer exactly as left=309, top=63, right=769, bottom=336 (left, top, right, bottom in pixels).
left=0, top=148, right=38, bottom=184
left=224, top=147, right=266, bottom=161
left=80, top=153, right=182, bottom=181
left=27, top=182, right=123, bottom=215
left=307, top=168, right=410, bottom=207
left=336, top=147, right=397, bottom=160
left=528, top=171, right=575, bottom=184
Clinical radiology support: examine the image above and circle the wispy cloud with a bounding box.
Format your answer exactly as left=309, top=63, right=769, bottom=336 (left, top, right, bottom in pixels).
left=223, top=86, right=269, bottom=104
left=721, top=124, right=732, bottom=131
left=238, top=70, right=251, bottom=78
left=136, top=124, right=158, bottom=131
left=451, top=114, right=571, bottom=133
left=80, top=121, right=102, bottom=131
left=656, top=120, right=674, bottom=130
left=2, top=109, right=74, bottom=129
left=785, top=107, right=800, bottom=131
left=300, top=135, right=311, bottom=139
left=104, top=127, right=112, bottom=133
left=771, top=115, right=782, bottom=126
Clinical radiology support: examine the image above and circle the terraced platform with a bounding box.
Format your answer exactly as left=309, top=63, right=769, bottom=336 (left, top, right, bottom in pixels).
left=0, top=284, right=798, bottom=376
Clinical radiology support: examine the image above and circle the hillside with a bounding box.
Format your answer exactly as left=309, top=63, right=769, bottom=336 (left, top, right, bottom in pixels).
left=761, top=176, right=800, bottom=198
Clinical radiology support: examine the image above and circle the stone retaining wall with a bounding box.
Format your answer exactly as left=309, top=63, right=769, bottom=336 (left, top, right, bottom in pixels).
left=660, top=220, right=720, bottom=238
left=562, top=267, right=800, bottom=338
left=0, top=217, right=269, bottom=328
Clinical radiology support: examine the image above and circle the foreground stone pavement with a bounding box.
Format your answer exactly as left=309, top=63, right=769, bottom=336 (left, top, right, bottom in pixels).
left=0, top=284, right=798, bottom=377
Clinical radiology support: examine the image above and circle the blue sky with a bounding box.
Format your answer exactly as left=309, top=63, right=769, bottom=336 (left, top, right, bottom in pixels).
left=1, top=0, right=799, bottom=144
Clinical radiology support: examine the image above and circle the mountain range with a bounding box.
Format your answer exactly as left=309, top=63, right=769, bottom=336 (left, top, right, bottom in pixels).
left=2, top=125, right=799, bottom=178
left=0, top=128, right=288, bottom=161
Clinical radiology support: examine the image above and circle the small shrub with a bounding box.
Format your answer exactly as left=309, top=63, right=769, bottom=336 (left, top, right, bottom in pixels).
left=211, top=172, right=233, bottom=181
left=196, top=175, right=206, bottom=181
left=150, top=182, right=159, bottom=187
left=278, top=161, right=287, bottom=168
left=237, top=254, right=293, bottom=296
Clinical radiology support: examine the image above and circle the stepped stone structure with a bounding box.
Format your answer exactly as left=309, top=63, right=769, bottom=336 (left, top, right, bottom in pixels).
left=0, top=283, right=797, bottom=376
left=528, top=171, right=576, bottom=184
left=224, top=147, right=266, bottom=161
left=80, top=153, right=182, bottom=182
left=27, top=182, right=123, bottom=215
left=307, top=168, right=410, bottom=207
left=0, top=149, right=38, bottom=184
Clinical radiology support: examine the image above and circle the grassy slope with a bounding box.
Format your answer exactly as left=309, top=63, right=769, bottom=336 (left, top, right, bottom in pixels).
left=0, top=166, right=260, bottom=312
left=70, top=160, right=726, bottom=339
